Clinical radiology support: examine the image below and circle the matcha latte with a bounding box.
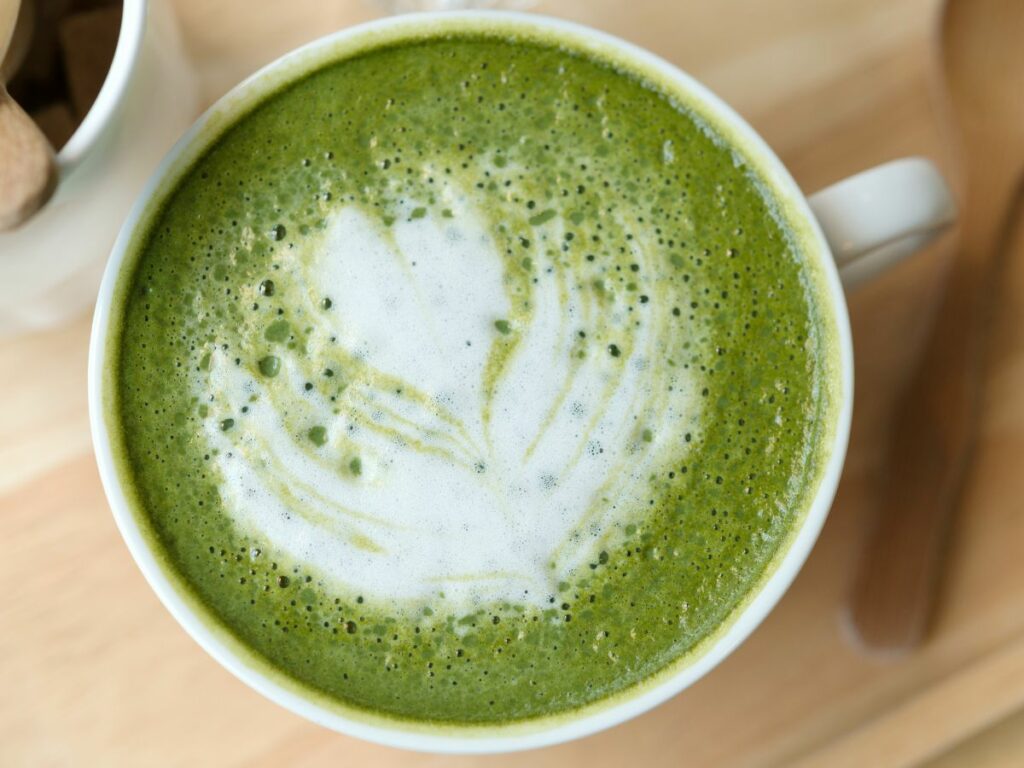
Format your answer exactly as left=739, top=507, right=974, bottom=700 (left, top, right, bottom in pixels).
left=106, top=26, right=840, bottom=727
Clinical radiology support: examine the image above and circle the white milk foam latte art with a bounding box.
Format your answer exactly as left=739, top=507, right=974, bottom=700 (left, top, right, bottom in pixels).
left=200, top=183, right=701, bottom=613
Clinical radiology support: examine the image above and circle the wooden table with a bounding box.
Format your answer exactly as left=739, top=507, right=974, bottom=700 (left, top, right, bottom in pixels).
left=4, top=0, right=1024, bottom=765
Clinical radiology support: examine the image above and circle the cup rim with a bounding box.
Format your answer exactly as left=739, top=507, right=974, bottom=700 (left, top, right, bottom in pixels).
left=88, top=10, right=854, bottom=754
left=57, top=0, right=147, bottom=177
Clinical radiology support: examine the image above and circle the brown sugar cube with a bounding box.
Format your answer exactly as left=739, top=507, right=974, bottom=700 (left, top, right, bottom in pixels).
left=31, top=102, right=77, bottom=150
left=58, top=4, right=122, bottom=120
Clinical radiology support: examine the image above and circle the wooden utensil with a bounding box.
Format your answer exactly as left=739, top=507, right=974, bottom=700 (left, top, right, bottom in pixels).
left=845, top=0, right=1024, bottom=654
left=0, top=0, right=57, bottom=232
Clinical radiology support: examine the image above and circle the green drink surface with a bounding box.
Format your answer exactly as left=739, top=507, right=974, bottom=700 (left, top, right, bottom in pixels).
left=110, top=31, right=840, bottom=726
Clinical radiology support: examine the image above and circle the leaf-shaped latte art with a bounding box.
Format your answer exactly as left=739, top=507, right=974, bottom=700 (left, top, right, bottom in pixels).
left=203, top=185, right=701, bottom=611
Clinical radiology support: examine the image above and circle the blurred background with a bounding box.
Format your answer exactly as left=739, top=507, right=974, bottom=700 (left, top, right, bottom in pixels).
left=3, top=0, right=1023, bottom=765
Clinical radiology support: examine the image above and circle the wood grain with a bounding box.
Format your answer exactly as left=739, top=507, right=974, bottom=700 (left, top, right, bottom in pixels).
left=925, top=705, right=1024, bottom=768
left=3, top=0, right=1024, bottom=766
left=847, top=0, right=1024, bottom=653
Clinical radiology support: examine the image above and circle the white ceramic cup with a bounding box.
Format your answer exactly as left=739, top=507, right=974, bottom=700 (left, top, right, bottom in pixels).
left=0, top=0, right=197, bottom=336
left=88, top=11, right=955, bottom=754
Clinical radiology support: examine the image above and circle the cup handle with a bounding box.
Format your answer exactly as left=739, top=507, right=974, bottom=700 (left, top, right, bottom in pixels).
left=807, top=157, right=956, bottom=287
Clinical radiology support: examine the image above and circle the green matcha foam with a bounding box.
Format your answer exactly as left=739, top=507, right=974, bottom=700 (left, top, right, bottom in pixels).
left=111, top=32, right=838, bottom=724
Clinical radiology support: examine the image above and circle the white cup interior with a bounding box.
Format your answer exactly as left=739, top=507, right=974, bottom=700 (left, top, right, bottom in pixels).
left=57, top=0, right=147, bottom=179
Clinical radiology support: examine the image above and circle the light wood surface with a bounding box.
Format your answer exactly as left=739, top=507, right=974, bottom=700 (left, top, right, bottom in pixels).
left=846, top=0, right=1024, bottom=653
left=3, top=1, right=1024, bottom=766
